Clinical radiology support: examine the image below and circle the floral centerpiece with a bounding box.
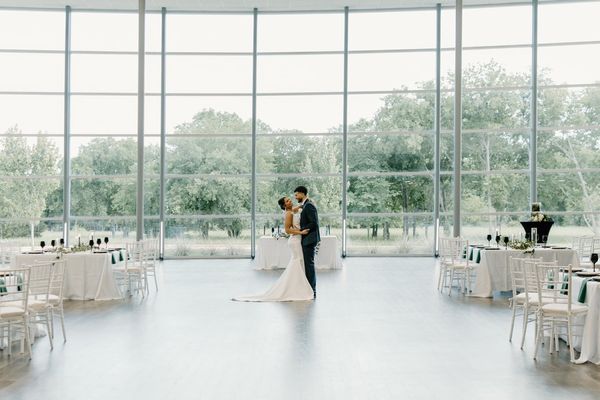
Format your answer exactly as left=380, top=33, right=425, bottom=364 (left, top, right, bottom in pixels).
left=530, top=202, right=553, bottom=222
left=521, top=202, right=554, bottom=244
left=509, top=239, right=535, bottom=251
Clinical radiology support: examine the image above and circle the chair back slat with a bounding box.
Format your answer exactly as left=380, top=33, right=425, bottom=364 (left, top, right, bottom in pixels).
left=0, top=267, right=31, bottom=309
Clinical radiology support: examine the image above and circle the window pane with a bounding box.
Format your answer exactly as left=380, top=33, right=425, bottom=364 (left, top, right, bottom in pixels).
left=462, top=174, right=530, bottom=214
left=539, top=44, right=600, bottom=85
left=166, top=136, right=251, bottom=174
left=71, top=178, right=136, bottom=217
left=349, top=10, right=435, bottom=50
left=462, top=131, right=529, bottom=172
left=72, top=12, right=137, bottom=52
left=348, top=176, right=433, bottom=214
left=258, top=55, right=343, bottom=93
left=167, top=55, right=252, bottom=93
left=164, top=217, right=251, bottom=257
left=539, top=2, right=600, bottom=43
left=71, top=96, right=137, bottom=134
left=1, top=220, right=63, bottom=247
left=0, top=95, right=63, bottom=134
left=349, top=52, right=435, bottom=92
left=0, top=53, right=63, bottom=92
left=538, top=171, right=600, bottom=215
left=166, top=97, right=252, bottom=134
left=346, top=215, right=434, bottom=255
left=167, top=14, right=252, bottom=53
left=0, top=10, right=63, bottom=50
left=258, top=14, right=343, bottom=52
left=71, top=137, right=137, bottom=176
left=0, top=178, right=62, bottom=219
left=348, top=134, right=433, bottom=173
left=463, top=5, right=531, bottom=47
left=257, top=95, right=342, bottom=133
left=72, top=54, right=137, bottom=92
left=166, top=177, right=250, bottom=215
left=257, top=177, right=342, bottom=215
left=256, top=135, right=341, bottom=174
left=70, top=218, right=137, bottom=245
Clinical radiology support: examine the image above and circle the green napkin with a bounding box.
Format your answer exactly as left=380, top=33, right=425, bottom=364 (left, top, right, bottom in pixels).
left=111, top=253, right=116, bottom=264
left=578, top=278, right=591, bottom=303
left=469, top=248, right=474, bottom=261
left=0, top=277, right=5, bottom=293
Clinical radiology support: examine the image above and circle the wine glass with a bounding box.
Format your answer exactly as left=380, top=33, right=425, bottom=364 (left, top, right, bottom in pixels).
left=495, top=234, right=501, bottom=248
left=51, top=239, right=56, bottom=249
left=89, top=239, right=94, bottom=250
left=59, top=238, right=65, bottom=247
left=40, top=240, right=46, bottom=252
left=96, top=238, right=102, bottom=249
left=503, top=236, right=509, bottom=249
left=104, top=237, right=109, bottom=249
left=486, top=234, right=492, bottom=247
left=591, top=253, right=599, bottom=273
left=542, top=235, right=548, bottom=246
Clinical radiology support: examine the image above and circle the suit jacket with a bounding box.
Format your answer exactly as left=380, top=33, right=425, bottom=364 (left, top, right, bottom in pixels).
left=300, top=199, right=320, bottom=246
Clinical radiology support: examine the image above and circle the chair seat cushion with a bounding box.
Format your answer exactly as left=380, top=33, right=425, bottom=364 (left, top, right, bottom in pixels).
left=114, top=266, right=143, bottom=272
left=0, top=305, right=26, bottom=318
left=515, top=292, right=568, bottom=305
left=542, top=303, right=588, bottom=314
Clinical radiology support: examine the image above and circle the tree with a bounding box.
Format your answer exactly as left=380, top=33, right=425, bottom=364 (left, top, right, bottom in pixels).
left=0, top=126, right=60, bottom=238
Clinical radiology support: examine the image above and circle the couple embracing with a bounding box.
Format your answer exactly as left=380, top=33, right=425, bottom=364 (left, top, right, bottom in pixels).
left=234, top=186, right=320, bottom=302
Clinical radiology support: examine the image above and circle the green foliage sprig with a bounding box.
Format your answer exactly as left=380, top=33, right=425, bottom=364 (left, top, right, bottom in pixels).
left=509, top=239, right=534, bottom=251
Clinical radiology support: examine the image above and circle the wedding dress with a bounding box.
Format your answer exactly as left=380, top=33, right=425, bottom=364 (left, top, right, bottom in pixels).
left=233, top=212, right=314, bottom=302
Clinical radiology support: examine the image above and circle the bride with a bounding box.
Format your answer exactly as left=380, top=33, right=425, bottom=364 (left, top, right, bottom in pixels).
left=232, top=196, right=315, bottom=302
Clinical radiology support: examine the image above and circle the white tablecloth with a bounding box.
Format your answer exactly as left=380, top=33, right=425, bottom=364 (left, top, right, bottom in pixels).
left=470, top=247, right=579, bottom=298
left=14, top=251, right=123, bottom=301
left=570, top=277, right=600, bottom=365
left=255, top=236, right=342, bottom=270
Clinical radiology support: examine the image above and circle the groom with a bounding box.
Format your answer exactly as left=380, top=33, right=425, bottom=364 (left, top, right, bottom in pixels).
left=294, top=186, right=320, bottom=299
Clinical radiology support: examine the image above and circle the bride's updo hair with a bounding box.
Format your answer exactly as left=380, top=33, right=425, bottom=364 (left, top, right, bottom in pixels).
left=277, top=197, right=286, bottom=211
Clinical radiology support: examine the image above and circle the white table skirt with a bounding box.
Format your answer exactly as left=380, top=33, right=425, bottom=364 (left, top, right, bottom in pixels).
left=470, top=247, right=579, bottom=298
left=255, top=236, right=343, bottom=270
left=568, top=277, right=600, bottom=365
left=14, top=252, right=122, bottom=301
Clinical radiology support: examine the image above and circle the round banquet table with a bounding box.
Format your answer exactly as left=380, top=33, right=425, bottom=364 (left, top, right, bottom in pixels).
left=14, top=251, right=123, bottom=301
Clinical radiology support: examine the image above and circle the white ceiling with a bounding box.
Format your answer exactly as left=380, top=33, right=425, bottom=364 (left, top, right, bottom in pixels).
left=0, top=0, right=541, bottom=12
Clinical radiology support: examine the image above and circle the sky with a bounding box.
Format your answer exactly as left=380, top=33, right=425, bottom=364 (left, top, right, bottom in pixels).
left=0, top=2, right=599, bottom=154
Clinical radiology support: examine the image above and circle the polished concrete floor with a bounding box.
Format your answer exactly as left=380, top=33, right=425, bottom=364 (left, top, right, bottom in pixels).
left=1, top=258, right=599, bottom=400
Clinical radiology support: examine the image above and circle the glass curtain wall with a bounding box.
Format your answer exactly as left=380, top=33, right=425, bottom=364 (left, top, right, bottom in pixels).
left=164, top=14, right=253, bottom=257
left=537, top=1, right=600, bottom=242
left=347, top=9, right=436, bottom=255
left=69, top=11, right=140, bottom=245
left=1, top=1, right=598, bottom=256
left=0, top=10, right=64, bottom=247
left=459, top=4, right=532, bottom=244
left=256, top=13, right=344, bottom=251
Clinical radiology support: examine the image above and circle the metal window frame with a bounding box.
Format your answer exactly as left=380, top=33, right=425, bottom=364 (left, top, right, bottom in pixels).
left=4, top=2, right=600, bottom=257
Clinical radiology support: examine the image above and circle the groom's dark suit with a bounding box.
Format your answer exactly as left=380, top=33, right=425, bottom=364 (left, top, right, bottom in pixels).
left=299, top=199, right=320, bottom=295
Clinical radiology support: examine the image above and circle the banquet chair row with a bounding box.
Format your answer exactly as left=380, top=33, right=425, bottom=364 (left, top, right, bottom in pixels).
left=113, top=238, right=158, bottom=298
left=508, top=258, right=588, bottom=363
left=438, top=237, right=476, bottom=296
left=0, top=260, right=67, bottom=359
